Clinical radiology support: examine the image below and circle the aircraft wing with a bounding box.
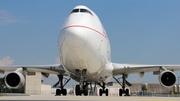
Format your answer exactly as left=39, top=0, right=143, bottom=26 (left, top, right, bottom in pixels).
left=0, top=64, right=67, bottom=75
left=112, top=63, right=180, bottom=76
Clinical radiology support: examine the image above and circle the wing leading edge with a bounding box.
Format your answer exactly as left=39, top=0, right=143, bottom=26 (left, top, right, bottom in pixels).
left=0, top=64, right=67, bottom=75
left=112, top=63, right=180, bottom=76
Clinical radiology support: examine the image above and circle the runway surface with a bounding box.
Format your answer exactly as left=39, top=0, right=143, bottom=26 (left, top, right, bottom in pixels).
left=0, top=95, right=179, bottom=101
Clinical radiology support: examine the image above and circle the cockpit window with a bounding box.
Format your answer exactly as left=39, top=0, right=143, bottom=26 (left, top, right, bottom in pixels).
left=70, top=8, right=93, bottom=16
left=80, top=9, right=93, bottom=16
left=71, top=9, right=79, bottom=14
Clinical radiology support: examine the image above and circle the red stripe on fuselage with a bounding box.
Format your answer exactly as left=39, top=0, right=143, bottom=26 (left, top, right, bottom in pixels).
left=61, top=25, right=108, bottom=39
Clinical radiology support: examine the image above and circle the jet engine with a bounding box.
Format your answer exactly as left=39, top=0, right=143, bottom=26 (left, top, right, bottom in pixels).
left=4, top=71, right=25, bottom=89
left=159, top=70, right=176, bottom=88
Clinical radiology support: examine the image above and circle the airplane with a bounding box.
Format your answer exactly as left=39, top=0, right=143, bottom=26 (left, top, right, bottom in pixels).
left=0, top=5, right=180, bottom=96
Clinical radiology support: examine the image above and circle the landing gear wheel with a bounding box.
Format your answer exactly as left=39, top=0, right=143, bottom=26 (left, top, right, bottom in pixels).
left=56, top=89, right=61, bottom=96
left=54, top=75, right=71, bottom=96
left=119, top=89, right=122, bottom=96
left=99, top=89, right=102, bottom=96
left=105, top=89, right=108, bottom=96
left=75, top=85, right=81, bottom=96
left=83, top=86, right=88, bottom=96
left=113, top=74, right=132, bottom=97
left=125, top=89, right=129, bottom=96
left=62, top=89, right=67, bottom=96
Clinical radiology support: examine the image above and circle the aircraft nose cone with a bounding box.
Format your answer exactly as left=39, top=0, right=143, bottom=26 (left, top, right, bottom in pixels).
left=65, top=27, right=88, bottom=47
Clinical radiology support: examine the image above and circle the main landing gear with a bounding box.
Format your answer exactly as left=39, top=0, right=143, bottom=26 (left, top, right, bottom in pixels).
left=98, top=82, right=108, bottom=96
left=54, top=75, right=71, bottom=96
left=113, top=74, right=132, bottom=96
left=75, top=69, right=89, bottom=96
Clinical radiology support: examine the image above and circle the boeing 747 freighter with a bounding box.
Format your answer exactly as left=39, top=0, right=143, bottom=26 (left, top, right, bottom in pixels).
left=0, top=5, right=180, bottom=96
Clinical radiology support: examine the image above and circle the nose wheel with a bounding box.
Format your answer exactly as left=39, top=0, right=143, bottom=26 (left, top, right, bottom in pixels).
left=75, top=69, right=89, bottom=96
left=75, top=84, right=88, bottom=96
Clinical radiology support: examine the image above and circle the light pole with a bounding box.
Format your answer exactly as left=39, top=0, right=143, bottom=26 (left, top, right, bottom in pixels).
left=178, top=77, right=180, bottom=94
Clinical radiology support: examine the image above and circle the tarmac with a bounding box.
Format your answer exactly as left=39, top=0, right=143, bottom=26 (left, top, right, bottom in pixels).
left=0, top=94, right=180, bottom=101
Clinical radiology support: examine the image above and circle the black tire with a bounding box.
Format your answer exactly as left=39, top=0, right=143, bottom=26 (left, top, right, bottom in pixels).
left=99, top=89, right=102, bottom=96
left=62, top=89, right=67, bottom=96
left=56, top=89, right=61, bottom=96
left=105, top=89, right=108, bottom=96
left=83, top=86, right=88, bottom=96
left=119, top=89, right=122, bottom=96
left=75, top=85, right=80, bottom=96
left=125, top=89, right=129, bottom=96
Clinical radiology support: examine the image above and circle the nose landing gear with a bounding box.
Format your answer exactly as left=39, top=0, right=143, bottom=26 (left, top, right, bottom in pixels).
left=75, top=69, right=89, bottom=96
left=75, top=82, right=89, bottom=96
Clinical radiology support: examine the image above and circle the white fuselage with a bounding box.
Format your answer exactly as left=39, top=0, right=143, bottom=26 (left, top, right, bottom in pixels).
left=58, top=6, right=113, bottom=83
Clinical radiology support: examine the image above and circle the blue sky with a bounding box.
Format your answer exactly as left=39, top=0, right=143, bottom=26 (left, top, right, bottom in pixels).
left=0, top=0, right=180, bottom=87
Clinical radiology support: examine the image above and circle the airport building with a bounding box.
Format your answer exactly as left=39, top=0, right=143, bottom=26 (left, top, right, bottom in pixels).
left=106, top=82, right=174, bottom=96
left=24, top=72, right=51, bottom=95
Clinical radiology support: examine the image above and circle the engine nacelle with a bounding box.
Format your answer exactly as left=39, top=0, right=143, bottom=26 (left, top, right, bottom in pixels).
left=4, top=71, right=25, bottom=89
left=159, top=70, right=176, bottom=88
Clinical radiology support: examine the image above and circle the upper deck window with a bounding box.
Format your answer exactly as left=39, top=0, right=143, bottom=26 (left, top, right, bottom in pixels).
left=71, top=9, right=79, bottom=14
left=80, top=9, right=93, bottom=15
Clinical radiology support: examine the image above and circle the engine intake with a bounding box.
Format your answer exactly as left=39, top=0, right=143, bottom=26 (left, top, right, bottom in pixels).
left=4, top=71, right=25, bottom=89
left=159, top=70, right=176, bottom=88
